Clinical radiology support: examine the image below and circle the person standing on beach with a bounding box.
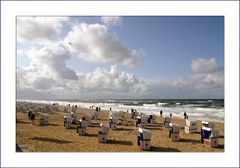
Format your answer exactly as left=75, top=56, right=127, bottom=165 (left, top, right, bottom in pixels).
left=184, top=112, right=187, bottom=119
left=131, top=109, right=134, bottom=119
left=170, top=113, right=172, bottom=117
left=160, top=110, right=163, bottom=117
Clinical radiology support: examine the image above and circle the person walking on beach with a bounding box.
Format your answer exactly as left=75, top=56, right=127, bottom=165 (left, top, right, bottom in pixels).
left=170, top=113, right=172, bottom=117
left=160, top=110, right=163, bottom=117
left=184, top=112, right=187, bottom=119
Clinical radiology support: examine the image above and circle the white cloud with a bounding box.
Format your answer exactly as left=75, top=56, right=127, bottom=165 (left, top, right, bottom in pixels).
left=26, top=43, right=78, bottom=80
left=191, top=58, right=220, bottom=74
left=101, top=16, right=122, bottom=26
left=167, top=70, right=224, bottom=91
left=84, top=65, right=146, bottom=92
left=190, top=58, right=224, bottom=90
left=17, top=65, right=148, bottom=99
left=144, top=58, right=224, bottom=98
left=191, top=72, right=224, bottom=90
left=17, top=17, right=69, bottom=42
left=64, top=23, right=143, bottom=68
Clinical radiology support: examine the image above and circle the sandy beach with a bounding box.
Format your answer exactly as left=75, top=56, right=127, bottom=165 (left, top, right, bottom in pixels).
left=16, top=103, right=224, bottom=152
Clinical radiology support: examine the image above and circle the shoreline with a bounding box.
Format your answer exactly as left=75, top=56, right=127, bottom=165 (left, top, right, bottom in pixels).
left=16, top=99, right=224, bottom=123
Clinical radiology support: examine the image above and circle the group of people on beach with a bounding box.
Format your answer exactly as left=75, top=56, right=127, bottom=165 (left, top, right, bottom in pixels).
left=160, top=110, right=188, bottom=119
left=89, top=106, right=101, bottom=112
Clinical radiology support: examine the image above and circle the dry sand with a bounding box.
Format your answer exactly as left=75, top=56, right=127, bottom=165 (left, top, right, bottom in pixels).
left=16, top=106, right=224, bottom=152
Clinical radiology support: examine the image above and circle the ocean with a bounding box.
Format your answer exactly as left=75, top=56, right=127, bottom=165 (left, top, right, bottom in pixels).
left=18, top=99, right=224, bottom=122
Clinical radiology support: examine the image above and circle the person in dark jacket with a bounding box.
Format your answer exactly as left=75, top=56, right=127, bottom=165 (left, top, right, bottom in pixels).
left=160, top=110, right=163, bottom=117
left=184, top=112, right=187, bottom=119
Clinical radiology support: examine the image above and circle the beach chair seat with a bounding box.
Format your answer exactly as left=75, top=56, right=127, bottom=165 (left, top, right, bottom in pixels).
left=109, top=117, right=118, bottom=129
left=39, top=114, right=48, bottom=126
left=169, top=123, right=180, bottom=142
left=185, top=120, right=198, bottom=133
left=71, top=112, right=77, bottom=123
left=85, top=113, right=94, bottom=124
left=98, top=123, right=110, bottom=143
left=77, top=120, right=89, bottom=136
left=77, top=126, right=86, bottom=136
left=138, top=128, right=152, bottom=151
left=163, top=116, right=172, bottom=128
left=94, top=112, right=99, bottom=120
left=141, top=115, right=148, bottom=124
left=64, top=116, right=72, bottom=129
left=150, top=114, right=157, bottom=124
left=201, top=126, right=219, bottom=147
left=203, top=137, right=218, bottom=147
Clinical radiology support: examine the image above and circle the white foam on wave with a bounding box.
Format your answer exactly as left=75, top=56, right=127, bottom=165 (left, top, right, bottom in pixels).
left=17, top=99, right=224, bottom=122
left=157, top=102, right=168, bottom=106
left=143, top=103, right=156, bottom=107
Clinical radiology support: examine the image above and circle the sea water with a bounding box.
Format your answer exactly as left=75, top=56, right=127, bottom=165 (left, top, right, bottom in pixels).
left=18, top=99, right=224, bottom=122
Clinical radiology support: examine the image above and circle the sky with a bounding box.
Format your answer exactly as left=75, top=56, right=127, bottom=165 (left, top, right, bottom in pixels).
left=16, top=16, right=224, bottom=100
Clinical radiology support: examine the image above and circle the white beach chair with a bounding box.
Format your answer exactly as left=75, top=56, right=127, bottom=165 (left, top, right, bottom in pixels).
left=39, top=114, right=48, bottom=126
left=163, top=116, right=172, bottom=128
left=64, top=116, right=72, bottom=129
left=109, top=116, right=118, bottom=129
left=98, top=123, right=110, bottom=143
left=138, top=128, right=152, bottom=151
left=169, top=123, right=180, bottom=142
left=71, top=112, right=77, bottom=123
left=201, top=126, right=219, bottom=147
left=77, top=119, right=88, bottom=136
left=185, top=120, right=198, bottom=134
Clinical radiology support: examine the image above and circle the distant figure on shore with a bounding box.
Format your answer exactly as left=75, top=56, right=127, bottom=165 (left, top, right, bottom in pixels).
left=110, top=107, right=112, bottom=111
left=170, top=113, right=172, bottom=117
left=160, top=110, right=163, bottom=117
left=148, top=115, right=153, bottom=124
left=99, top=107, right=101, bottom=111
left=184, top=112, right=187, bottom=119
left=131, top=109, right=134, bottom=119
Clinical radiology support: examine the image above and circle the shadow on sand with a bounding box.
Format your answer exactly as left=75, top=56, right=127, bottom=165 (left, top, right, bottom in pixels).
left=47, top=123, right=59, bottom=126
left=150, top=146, right=181, bottom=152
left=107, top=140, right=133, bottom=146
left=85, top=133, right=98, bottom=137
left=145, top=127, right=162, bottom=130
left=88, top=124, right=100, bottom=128
left=114, top=128, right=134, bottom=131
left=179, top=138, right=201, bottom=144
left=31, top=137, right=72, bottom=144
left=16, top=120, right=30, bottom=124
left=215, top=144, right=224, bottom=149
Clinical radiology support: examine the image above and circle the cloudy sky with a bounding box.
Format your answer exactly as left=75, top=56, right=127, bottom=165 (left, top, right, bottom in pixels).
left=17, top=16, right=224, bottom=100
